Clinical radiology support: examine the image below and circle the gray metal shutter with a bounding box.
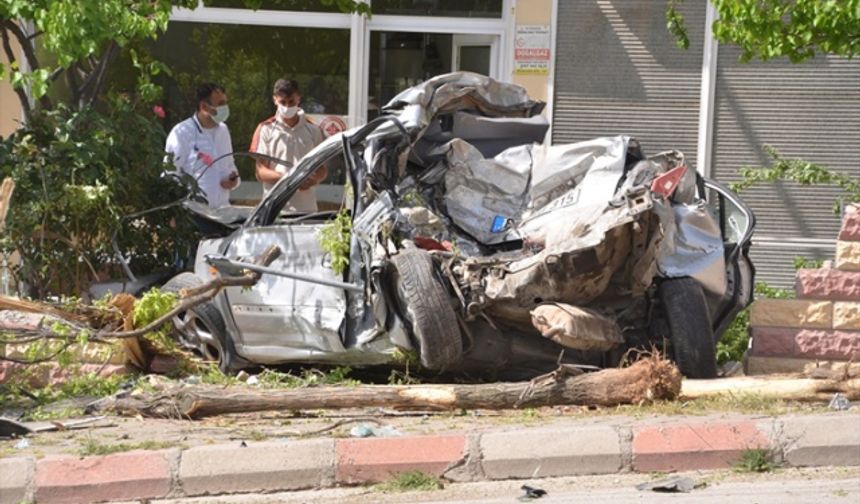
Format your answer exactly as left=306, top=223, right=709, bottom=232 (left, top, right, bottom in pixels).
left=710, top=49, right=860, bottom=288
left=552, top=0, right=706, bottom=170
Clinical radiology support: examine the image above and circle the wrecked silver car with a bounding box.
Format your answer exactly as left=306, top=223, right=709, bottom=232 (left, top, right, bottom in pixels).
left=165, top=73, right=755, bottom=379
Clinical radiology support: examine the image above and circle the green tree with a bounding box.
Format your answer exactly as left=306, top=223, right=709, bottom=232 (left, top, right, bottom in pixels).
left=0, top=0, right=367, bottom=297
left=667, top=0, right=860, bottom=208
left=667, top=0, right=859, bottom=62
left=0, top=0, right=368, bottom=113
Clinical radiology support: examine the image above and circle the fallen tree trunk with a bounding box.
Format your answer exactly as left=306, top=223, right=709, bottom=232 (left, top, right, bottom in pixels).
left=682, top=375, right=860, bottom=402
left=94, top=357, right=682, bottom=419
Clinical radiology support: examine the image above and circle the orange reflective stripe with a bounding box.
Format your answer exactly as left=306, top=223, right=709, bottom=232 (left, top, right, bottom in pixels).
left=248, top=115, right=276, bottom=152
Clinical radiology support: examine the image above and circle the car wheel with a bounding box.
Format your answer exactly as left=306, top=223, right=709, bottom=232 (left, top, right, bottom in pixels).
left=389, top=249, right=463, bottom=370
left=658, top=277, right=718, bottom=379
left=161, top=272, right=239, bottom=374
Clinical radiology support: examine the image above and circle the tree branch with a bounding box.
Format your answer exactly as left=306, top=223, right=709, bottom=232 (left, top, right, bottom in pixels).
left=85, top=41, right=118, bottom=107
left=2, top=20, right=51, bottom=109
left=0, top=26, right=31, bottom=115
left=66, top=62, right=82, bottom=108
left=0, top=245, right=282, bottom=365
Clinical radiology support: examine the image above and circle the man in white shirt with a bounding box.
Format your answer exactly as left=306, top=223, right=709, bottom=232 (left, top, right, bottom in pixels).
left=251, top=78, right=327, bottom=213
left=165, top=83, right=240, bottom=208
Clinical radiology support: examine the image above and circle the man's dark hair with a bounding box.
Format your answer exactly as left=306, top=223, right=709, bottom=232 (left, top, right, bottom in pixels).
left=273, top=78, right=299, bottom=98
left=196, top=82, right=225, bottom=107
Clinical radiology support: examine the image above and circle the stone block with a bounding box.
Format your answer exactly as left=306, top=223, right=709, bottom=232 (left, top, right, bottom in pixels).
left=745, top=355, right=860, bottom=376
left=0, top=457, right=34, bottom=504
left=35, top=450, right=173, bottom=504
left=632, top=420, right=769, bottom=472
left=0, top=361, right=129, bottom=387
left=834, top=302, right=860, bottom=330
left=839, top=204, right=860, bottom=241
left=781, top=415, right=860, bottom=467
left=179, top=439, right=334, bottom=496
left=750, top=327, right=796, bottom=357
left=337, top=435, right=466, bottom=484
left=796, top=268, right=860, bottom=300
left=751, top=327, right=860, bottom=360
left=795, top=330, right=860, bottom=360
left=4, top=342, right=126, bottom=365
left=480, top=425, right=622, bottom=479
left=836, top=241, right=860, bottom=271
left=749, top=299, right=832, bottom=329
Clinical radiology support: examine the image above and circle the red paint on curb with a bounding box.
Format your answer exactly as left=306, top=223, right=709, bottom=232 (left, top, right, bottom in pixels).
left=632, top=421, right=769, bottom=472
left=34, top=450, right=172, bottom=504
left=336, top=435, right=466, bottom=484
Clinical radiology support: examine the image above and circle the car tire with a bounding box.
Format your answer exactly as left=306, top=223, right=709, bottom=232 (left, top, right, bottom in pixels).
left=161, top=272, right=240, bottom=374
left=390, top=249, right=463, bottom=370
left=658, top=277, right=718, bottom=379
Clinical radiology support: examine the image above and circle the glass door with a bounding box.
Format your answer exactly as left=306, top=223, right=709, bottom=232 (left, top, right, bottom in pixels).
left=367, top=31, right=499, bottom=119
left=452, top=34, right=497, bottom=76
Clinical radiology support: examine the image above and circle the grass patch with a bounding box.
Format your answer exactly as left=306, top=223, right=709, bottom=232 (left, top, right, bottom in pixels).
left=608, top=393, right=825, bottom=418
left=376, top=471, right=443, bottom=492
left=735, top=448, right=776, bottom=473
left=2, top=372, right=128, bottom=421
left=78, top=438, right=177, bottom=457
left=201, top=366, right=360, bottom=388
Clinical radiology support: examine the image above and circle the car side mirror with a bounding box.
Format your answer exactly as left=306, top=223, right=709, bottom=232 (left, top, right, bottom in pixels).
left=204, top=254, right=246, bottom=277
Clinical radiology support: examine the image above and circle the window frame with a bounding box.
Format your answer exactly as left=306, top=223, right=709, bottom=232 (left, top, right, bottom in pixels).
left=170, top=0, right=512, bottom=128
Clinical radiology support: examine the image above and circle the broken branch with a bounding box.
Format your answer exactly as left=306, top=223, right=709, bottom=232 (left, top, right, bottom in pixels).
left=0, top=246, right=282, bottom=362
left=92, top=356, right=682, bottom=419
left=681, top=375, right=860, bottom=402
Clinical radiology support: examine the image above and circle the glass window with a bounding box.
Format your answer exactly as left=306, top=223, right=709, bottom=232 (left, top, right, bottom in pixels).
left=368, top=32, right=453, bottom=117
left=202, top=0, right=342, bottom=12
left=368, top=31, right=494, bottom=118
left=372, top=0, right=502, bottom=18
left=110, top=21, right=349, bottom=180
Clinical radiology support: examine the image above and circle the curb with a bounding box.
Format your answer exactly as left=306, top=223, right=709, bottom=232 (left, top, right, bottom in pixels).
left=2, top=412, right=858, bottom=504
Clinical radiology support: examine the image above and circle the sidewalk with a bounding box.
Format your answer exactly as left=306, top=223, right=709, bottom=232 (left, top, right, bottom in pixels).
left=2, top=412, right=858, bottom=504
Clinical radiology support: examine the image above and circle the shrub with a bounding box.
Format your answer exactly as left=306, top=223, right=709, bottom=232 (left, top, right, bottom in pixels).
left=0, top=96, right=198, bottom=297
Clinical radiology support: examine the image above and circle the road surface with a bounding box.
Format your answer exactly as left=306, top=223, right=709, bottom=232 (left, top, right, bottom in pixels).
left=146, top=467, right=860, bottom=504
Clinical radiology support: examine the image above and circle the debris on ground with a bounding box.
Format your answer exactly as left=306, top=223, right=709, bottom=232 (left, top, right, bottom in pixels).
left=518, top=484, right=548, bottom=500
left=636, top=475, right=702, bottom=493
left=349, top=423, right=402, bottom=438
left=829, top=393, right=850, bottom=411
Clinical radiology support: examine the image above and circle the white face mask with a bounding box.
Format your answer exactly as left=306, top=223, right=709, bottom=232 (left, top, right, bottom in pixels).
left=211, top=104, right=230, bottom=123
left=278, top=104, right=300, bottom=119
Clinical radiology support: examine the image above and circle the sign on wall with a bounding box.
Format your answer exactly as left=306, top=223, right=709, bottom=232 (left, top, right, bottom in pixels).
left=307, top=114, right=348, bottom=137
left=514, top=24, right=551, bottom=75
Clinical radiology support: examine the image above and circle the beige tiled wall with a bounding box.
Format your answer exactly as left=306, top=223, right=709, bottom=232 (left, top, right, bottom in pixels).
left=511, top=0, right=553, bottom=103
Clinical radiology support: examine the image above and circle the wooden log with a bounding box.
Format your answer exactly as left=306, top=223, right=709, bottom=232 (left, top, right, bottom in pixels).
left=682, top=375, right=860, bottom=402
left=96, top=356, right=682, bottom=419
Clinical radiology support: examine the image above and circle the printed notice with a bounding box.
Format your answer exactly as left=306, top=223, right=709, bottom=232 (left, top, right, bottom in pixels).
left=514, top=25, right=551, bottom=75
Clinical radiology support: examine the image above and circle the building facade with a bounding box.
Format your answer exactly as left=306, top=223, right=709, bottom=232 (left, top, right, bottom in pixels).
left=2, top=0, right=858, bottom=287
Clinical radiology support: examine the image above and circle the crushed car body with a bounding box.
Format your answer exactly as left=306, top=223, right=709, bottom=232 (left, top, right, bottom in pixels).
left=160, top=72, right=755, bottom=379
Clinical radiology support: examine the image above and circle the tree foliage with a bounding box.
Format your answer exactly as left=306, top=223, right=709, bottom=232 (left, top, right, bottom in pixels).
left=0, top=0, right=367, bottom=113
left=730, top=146, right=860, bottom=214
left=667, top=0, right=860, bottom=62
left=0, top=0, right=367, bottom=297
left=0, top=95, right=197, bottom=296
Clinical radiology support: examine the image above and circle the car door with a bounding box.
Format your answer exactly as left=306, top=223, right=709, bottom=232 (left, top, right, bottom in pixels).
left=705, top=179, right=757, bottom=337
left=221, top=221, right=348, bottom=364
